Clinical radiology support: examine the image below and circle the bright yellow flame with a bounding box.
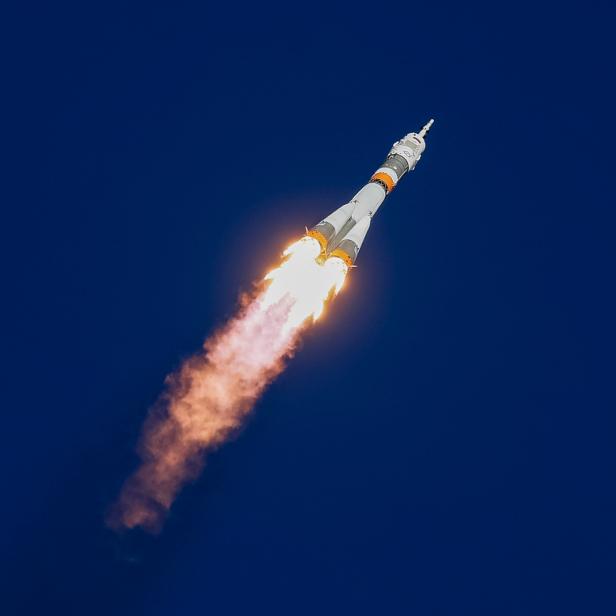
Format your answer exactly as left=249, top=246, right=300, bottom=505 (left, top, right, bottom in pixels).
left=262, top=236, right=348, bottom=332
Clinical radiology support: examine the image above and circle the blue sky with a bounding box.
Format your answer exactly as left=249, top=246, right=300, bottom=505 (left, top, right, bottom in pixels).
left=3, top=2, right=615, bottom=614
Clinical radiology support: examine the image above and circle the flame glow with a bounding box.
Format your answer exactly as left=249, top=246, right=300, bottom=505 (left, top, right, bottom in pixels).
left=263, top=236, right=348, bottom=328
left=108, top=236, right=348, bottom=532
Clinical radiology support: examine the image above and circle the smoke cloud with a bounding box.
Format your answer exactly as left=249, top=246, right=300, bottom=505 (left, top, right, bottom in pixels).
left=107, top=238, right=347, bottom=532
left=107, top=292, right=301, bottom=532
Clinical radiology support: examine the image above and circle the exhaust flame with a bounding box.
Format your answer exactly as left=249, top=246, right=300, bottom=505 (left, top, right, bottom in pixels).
left=264, top=237, right=347, bottom=327
left=108, top=237, right=347, bottom=532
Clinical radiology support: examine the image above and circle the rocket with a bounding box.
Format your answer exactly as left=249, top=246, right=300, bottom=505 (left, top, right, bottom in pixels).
left=308, top=119, right=434, bottom=266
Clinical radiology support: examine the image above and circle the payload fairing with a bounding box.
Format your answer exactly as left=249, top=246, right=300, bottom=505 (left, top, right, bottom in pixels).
left=308, top=119, right=434, bottom=266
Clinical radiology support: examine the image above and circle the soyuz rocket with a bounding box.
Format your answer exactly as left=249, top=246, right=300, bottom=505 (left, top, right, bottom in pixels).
left=307, top=119, right=434, bottom=266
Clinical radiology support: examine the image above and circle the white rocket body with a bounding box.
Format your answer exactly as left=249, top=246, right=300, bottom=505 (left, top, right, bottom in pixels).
left=308, top=120, right=434, bottom=266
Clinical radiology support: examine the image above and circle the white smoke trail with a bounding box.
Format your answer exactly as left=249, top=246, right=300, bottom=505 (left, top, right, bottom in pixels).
left=108, top=238, right=347, bottom=532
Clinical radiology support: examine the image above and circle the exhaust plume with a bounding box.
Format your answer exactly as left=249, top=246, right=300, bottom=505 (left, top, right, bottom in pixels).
left=108, top=237, right=347, bottom=532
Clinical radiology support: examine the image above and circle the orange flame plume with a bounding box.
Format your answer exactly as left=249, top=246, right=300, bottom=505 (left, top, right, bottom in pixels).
left=108, top=237, right=347, bottom=532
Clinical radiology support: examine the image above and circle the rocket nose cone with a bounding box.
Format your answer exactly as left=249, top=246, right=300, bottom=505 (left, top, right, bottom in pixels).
left=419, top=119, right=434, bottom=138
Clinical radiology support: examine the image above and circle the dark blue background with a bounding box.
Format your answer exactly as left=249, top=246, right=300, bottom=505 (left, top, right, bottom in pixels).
left=3, top=2, right=615, bottom=614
